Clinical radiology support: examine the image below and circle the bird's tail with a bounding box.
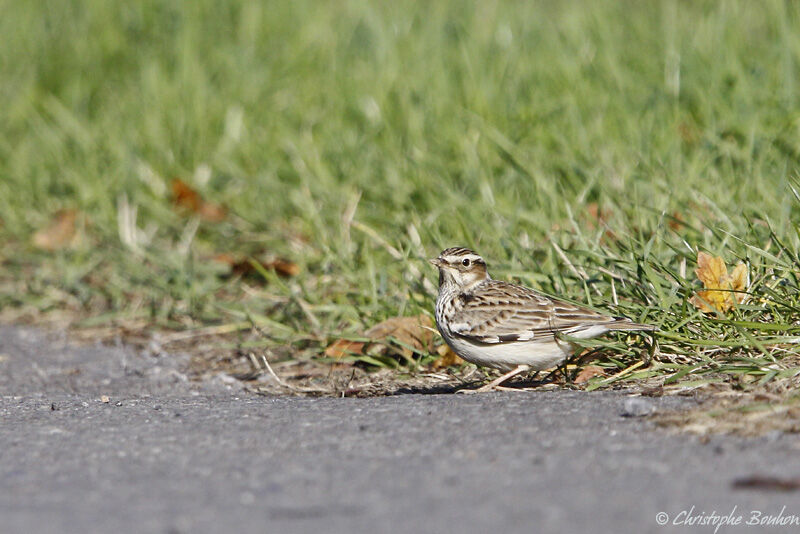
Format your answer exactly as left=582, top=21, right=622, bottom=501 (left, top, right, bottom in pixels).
left=608, top=317, right=655, bottom=332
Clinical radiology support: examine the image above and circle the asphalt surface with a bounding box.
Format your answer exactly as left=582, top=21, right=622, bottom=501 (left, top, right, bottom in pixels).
left=2, top=324, right=800, bottom=534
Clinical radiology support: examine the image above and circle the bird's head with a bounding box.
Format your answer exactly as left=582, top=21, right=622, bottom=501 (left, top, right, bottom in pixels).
left=429, top=247, right=489, bottom=291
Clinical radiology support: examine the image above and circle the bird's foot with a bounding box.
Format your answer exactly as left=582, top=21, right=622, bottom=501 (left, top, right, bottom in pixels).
left=455, top=384, right=530, bottom=394
left=455, top=365, right=532, bottom=393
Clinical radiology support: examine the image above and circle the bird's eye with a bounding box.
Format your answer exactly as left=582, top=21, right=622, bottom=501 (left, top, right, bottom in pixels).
left=462, top=258, right=470, bottom=266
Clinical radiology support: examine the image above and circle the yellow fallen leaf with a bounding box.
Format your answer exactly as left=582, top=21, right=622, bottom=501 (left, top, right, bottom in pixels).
left=430, top=345, right=464, bottom=370
left=32, top=210, right=79, bottom=251
left=729, top=262, right=748, bottom=294
left=689, top=251, right=748, bottom=314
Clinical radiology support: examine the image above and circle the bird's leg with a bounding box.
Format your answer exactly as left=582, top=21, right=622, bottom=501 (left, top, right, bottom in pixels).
left=559, top=363, right=571, bottom=384
left=540, top=366, right=564, bottom=384
left=460, top=365, right=531, bottom=393
left=642, top=335, right=659, bottom=366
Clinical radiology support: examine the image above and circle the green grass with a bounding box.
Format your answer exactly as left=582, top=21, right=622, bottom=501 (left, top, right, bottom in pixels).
left=2, top=0, right=800, bottom=393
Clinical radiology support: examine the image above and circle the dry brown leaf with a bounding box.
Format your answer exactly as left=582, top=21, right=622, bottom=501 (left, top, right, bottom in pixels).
left=678, top=121, right=700, bottom=145
left=430, top=345, right=464, bottom=370
left=584, top=202, right=617, bottom=241
left=212, top=253, right=299, bottom=278
left=574, top=365, right=605, bottom=384
left=364, top=314, right=435, bottom=359
left=689, top=251, right=749, bottom=314
left=171, top=179, right=227, bottom=222
left=267, top=258, right=301, bottom=277
left=196, top=202, right=227, bottom=222
left=585, top=202, right=610, bottom=229
left=212, top=253, right=238, bottom=268
left=324, top=339, right=366, bottom=359
left=668, top=211, right=685, bottom=232
left=172, top=179, right=202, bottom=211
left=32, top=210, right=79, bottom=251
left=325, top=315, right=436, bottom=363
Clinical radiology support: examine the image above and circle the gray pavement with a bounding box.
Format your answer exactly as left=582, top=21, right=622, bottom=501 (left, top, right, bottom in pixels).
left=1, top=324, right=799, bottom=534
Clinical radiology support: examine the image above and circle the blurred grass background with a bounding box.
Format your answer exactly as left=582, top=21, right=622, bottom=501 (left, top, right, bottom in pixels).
left=2, top=0, right=800, bottom=388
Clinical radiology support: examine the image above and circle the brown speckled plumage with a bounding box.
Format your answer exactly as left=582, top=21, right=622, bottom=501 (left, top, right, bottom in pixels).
left=431, top=248, right=652, bottom=382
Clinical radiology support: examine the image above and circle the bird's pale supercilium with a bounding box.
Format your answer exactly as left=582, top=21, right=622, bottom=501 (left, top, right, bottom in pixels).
left=430, top=247, right=652, bottom=392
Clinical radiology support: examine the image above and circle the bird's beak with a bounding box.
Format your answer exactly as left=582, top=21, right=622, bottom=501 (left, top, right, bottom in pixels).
left=429, top=258, right=444, bottom=267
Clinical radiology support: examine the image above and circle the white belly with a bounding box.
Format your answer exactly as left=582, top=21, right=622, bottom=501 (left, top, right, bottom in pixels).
left=442, top=331, right=573, bottom=372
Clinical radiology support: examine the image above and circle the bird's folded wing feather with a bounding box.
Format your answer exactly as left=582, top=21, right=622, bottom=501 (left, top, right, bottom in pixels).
left=448, top=283, right=616, bottom=343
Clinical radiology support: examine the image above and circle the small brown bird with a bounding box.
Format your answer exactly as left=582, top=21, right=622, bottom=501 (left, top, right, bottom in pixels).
left=431, top=247, right=652, bottom=392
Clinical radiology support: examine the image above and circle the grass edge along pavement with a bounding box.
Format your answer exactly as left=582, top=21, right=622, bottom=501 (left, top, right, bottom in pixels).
left=1, top=1, right=800, bottom=433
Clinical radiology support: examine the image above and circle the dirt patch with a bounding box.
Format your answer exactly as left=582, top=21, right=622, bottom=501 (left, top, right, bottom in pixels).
left=652, top=391, right=800, bottom=437
left=5, top=313, right=800, bottom=435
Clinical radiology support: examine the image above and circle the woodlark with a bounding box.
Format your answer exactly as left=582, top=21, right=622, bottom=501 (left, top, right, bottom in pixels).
left=431, top=247, right=652, bottom=392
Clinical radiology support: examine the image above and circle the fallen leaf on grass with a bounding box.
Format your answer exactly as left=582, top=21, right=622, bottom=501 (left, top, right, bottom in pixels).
left=583, top=202, right=617, bottom=241
left=171, top=179, right=226, bottom=222
left=325, top=314, right=436, bottom=363
left=364, top=314, right=435, bottom=360
left=430, top=345, right=464, bottom=370
left=667, top=211, right=685, bottom=231
left=264, top=258, right=301, bottom=277
left=213, top=253, right=300, bottom=278
left=574, top=365, right=605, bottom=384
left=32, top=210, right=80, bottom=250
left=324, top=339, right=366, bottom=359
left=689, top=251, right=748, bottom=314
left=678, top=121, right=700, bottom=146
left=585, top=202, right=610, bottom=229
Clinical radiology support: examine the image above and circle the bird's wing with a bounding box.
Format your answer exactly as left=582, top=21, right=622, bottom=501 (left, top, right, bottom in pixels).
left=447, top=281, right=622, bottom=343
